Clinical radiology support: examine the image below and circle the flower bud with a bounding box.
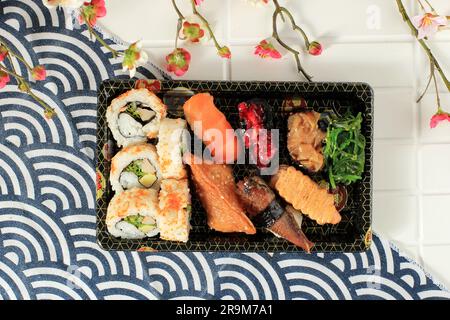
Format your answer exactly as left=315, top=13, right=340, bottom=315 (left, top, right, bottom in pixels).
left=308, top=41, right=323, bottom=56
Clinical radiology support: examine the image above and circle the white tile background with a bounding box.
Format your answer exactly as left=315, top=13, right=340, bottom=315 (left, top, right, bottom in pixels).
left=99, top=0, right=450, bottom=288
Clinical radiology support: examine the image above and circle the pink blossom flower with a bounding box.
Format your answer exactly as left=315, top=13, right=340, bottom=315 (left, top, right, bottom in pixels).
left=182, top=15, right=210, bottom=44
left=430, top=111, right=450, bottom=128
left=166, top=48, right=191, bottom=77
left=182, top=21, right=205, bottom=43
left=0, top=71, right=10, bottom=89
left=254, top=39, right=282, bottom=59
left=194, top=0, right=203, bottom=5
left=79, top=0, right=107, bottom=27
left=122, top=41, right=148, bottom=78
left=308, top=41, right=323, bottom=56
left=0, top=45, right=8, bottom=62
left=218, top=46, right=231, bottom=59
left=31, top=65, right=47, bottom=81
left=411, top=13, right=448, bottom=39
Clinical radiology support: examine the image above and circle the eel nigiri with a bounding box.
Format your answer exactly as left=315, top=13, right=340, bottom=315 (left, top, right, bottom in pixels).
left=236, top=176, right=314, bottom=252
left=183, top=93, right=241, bottom=163
left=186, top=154, right=256, bottom=234
left=270, top=166, right=341, bottom=225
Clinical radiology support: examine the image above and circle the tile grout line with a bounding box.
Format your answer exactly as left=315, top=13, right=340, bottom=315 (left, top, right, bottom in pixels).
left=410, top=1, right=425, bottom=267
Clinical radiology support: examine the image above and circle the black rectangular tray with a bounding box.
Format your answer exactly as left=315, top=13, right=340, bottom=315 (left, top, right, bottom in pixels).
left=96, top=80, right=373, bottom=252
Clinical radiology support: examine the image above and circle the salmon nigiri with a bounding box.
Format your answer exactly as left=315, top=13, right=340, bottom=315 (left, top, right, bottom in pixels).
left=183, top=93, right=241, bottom=163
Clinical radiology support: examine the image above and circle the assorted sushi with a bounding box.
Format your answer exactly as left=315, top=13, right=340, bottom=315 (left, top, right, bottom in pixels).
left=156, top=118, right=188, bottom=180
left=158, top=179, right=191, bottom=242
left=186, top=154, right=256, bottom=235
left=106, top=188, right=160, bottom=239
left=106, top=88, right=167, bottom=147
left=106, top=88, right=191, bottom=243
left=270, top=166, right=341, bottom=225
left=102, top=87, right=366, bottom=252
left=110, top=143, right=162, bottom=193
left=183, top=92, right=241, bottom=163
left=236, top=176, right=314, bottom=252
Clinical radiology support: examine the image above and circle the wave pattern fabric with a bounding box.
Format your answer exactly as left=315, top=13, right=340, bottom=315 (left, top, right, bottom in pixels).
left=0, top=0, right=449, bottom=300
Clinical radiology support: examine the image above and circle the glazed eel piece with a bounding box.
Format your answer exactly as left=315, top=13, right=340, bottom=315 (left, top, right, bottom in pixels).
left=236, top=176, right=314, bottom=253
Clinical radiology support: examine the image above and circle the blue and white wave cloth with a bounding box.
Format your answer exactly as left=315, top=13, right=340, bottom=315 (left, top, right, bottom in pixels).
left=0, top=0, right=449, bottom=300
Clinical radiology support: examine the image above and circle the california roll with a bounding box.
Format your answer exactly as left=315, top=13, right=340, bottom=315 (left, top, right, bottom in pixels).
left=110, top=143, right=162, bottom=193
left=106, top=188, right=160, bottom=239
left=106, top=88, right=167, bottom=147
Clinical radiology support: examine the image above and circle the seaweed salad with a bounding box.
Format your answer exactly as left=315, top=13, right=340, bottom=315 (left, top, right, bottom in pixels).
left=323, top=112, right=366, bottom=189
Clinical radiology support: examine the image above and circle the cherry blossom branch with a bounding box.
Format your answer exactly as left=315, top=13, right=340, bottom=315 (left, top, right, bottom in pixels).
left=396, top=0, right=450, bottom=91
left=167, top=0, right=230, bottom=76
left=172, top=0, right=185, bottom=20
left=271, top=0, right=312, bottom=81
left=417, top=61, right=434, bottom=102
left=432, top=64, right=442, bottom=112
left=0, top=38, right=55, bottom=118
left=171, top=0, right=184, bottom=49
left=80, top=10, right=121, bottom=58
left=190, top=0, right=224, bottom=52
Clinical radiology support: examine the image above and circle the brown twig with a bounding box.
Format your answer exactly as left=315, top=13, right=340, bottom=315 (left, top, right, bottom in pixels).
left=432, top=65, right=442, bottom=112
left=0, top=39, right=33, bottom=71
left=190, top=0, right=224, bottom=51
left=0, top=55, right=55, bottom=116
left=417, top=61, right=434, bottom=103
left=171, top=0, right=184, bottom=49
left=80, top=10, right=121, bottom=58
left=272, top=0, right=312, bottom=81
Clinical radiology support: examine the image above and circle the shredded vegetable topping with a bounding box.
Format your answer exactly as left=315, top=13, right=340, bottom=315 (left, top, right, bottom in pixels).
left=124, top=214, right=156, bottom=229
left=323, top=112, right=366, bottom=189
left=125, top=102, right=141, bottom=120
left=124, top=160, right=144, bottom=178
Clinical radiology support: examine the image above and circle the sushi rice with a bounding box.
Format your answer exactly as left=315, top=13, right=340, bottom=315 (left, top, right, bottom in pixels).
left=106, top=88, right=167, bottom=147
left=156, top=118, right=188, bottom=180
left=158, top=179, right=191, bottom=242
left=110, top=143, right=162, bottom=194
left=106, top=188, right=160, bottom=239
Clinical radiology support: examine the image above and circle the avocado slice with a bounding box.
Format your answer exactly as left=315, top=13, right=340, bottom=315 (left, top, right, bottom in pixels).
left=139, top=224, right=156, bottom=233
left=139, top=173, right=157, bottom=188
left=124, top=214, right=143, bottom=226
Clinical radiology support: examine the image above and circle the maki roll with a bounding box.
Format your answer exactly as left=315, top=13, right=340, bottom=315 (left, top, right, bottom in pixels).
left=106, top=88, right=167, bottom=147
left=156, top=118, right=188, bottom=180
left=106, top=188, right=160, bottom=239
left=158, top=179, right=191, bottom=242
left=110, top=143, right=162, bottom=194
